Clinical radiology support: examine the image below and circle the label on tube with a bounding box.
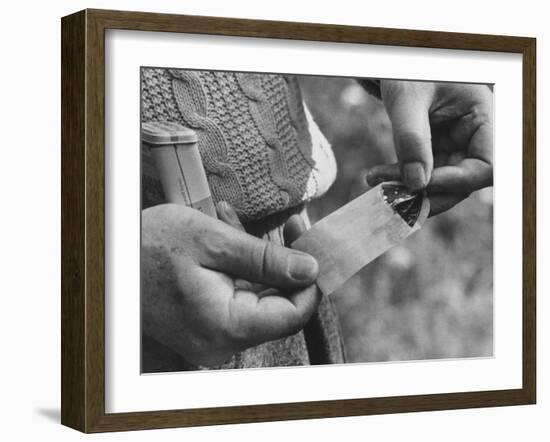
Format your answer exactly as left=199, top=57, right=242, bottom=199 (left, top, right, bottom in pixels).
left=142, top=121, right=217, bottom=218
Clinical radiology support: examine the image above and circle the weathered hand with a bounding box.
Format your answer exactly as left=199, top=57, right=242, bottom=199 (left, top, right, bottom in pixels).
left=141, top=202, right=320, bottom=366
left=367, top=80, right=493, bottom=215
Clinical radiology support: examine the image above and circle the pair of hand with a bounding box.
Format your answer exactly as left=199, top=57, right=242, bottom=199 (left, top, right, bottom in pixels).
left=368, top=80, right=493, bottom=215
left=142, top=80, right=494, bottom=366
left=142, top=202, right=321, bottom=366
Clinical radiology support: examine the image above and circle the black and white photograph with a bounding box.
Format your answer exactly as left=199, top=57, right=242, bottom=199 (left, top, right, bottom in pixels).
left=140, top=68, right=494, bottom=374
left=1, top=0, right=543, bottom=437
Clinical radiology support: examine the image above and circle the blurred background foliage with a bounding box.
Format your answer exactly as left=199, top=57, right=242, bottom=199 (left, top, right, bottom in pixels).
left=299, top=76, right=493, bottom=363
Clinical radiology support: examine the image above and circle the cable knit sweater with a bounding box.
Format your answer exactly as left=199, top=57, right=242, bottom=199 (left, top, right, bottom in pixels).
left=141, top=68, right=337, bottom=221
left=141, top=68, right=345, bottom=372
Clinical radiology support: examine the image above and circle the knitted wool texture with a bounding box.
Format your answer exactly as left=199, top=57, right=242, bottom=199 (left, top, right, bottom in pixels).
left=141, top=68, right=336, bottom=222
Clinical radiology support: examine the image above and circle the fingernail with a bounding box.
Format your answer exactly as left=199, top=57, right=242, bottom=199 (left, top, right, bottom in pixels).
left=217, top=201, right=229, bottom=219
left=365, top=170, right=376, bottom=185
left=366, top=171, right=383, bottom=186
left=220, top=201, right=239, bottom=222
left=403, top=162, right=427, bottom=191
left=287, top=252, right=318, bottom=282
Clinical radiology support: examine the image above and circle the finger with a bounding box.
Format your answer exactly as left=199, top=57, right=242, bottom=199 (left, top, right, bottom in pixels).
left=451, top=105, right=493, bottom=166
left=428, top=192, right=469, bottom=216
left=466, top=117, right=493, bottom=174
left=427, top=157, right=492, bottom=195
left=283, top=214, right=307, bottom=246
left=217, top=201, right=272, bottom=294
left=197, top=214, right=319, bottom=289
left=366, top=133, right=466, bottom=186
left=217, top=201, right=251, bottom=289
left=382, top=82, right=433, bottom=191
left=368, top=155, right=491, bottom=197
left=229, top=283, right=321, bottom=347
left=216, top=201, right=245, bottom=231
left=366, top=163, right=401, bottom=186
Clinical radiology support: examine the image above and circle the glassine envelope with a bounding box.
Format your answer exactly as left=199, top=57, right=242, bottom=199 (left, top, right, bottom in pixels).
left=292, top=181, right=430, bottom=295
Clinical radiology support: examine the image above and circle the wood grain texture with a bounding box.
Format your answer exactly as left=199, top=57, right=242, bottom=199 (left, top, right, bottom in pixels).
left=522, top=37, right=536, bottom=404
left=60, top=8, right=537, bottom=433
left=61, top=10, right=86, bottom=431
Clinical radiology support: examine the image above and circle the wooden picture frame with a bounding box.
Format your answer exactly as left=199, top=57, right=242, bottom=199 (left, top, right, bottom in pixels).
left=61, top=8, right=536, bottom=433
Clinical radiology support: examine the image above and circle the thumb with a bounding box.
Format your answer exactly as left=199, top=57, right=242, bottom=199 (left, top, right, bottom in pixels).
left=198, top=215, right=319, bottom=289
left=382, top=81, right=434, bottom=191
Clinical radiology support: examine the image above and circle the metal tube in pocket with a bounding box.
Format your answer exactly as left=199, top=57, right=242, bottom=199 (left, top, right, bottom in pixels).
left=142, top=121, right=217, bottom=218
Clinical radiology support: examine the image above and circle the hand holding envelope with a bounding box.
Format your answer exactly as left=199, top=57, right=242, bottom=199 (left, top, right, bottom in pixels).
left=292, top=181, right=430, bottom=296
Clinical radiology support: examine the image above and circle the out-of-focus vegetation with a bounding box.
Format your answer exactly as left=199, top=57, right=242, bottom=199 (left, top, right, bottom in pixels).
left=299, top=76, right=493, bottom=362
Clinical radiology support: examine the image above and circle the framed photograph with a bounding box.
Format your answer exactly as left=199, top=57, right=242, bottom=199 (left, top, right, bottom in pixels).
left=61, top=9, right=536, bottom=433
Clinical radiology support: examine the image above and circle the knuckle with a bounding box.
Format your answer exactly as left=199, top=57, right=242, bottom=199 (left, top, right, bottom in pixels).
left=258, top=242, right=272, bottom=280
left=467, top=105, right=492, bottom=130
left=194, top=219, right=237, bottom=264
left=396, top=130, right=430, bottom=157
left=246, top=240, right=271, bottom=281
left=199, top=230, right=231, bottom=261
